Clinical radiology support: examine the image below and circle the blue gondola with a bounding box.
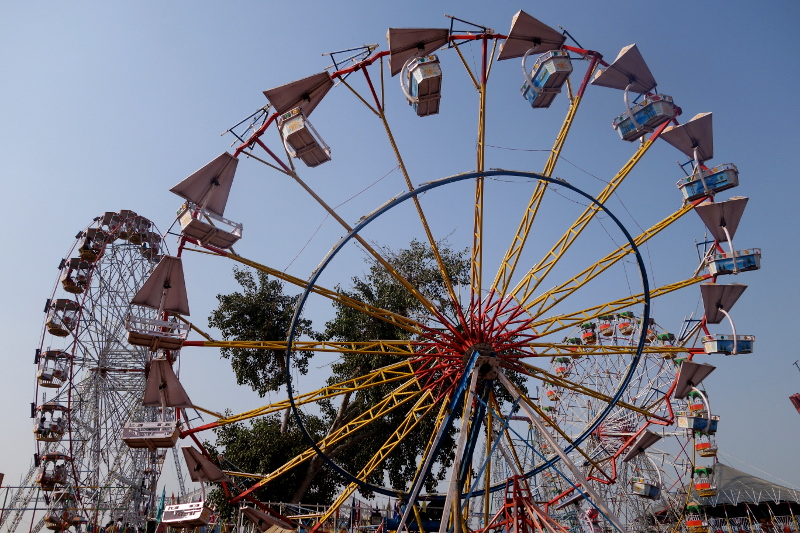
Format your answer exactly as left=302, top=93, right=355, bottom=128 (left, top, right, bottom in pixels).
left=407, top=55, right=442, bottom=117
left=702, top=334, right=754, bottom=355
left=521, top=50, right=572, bottom=109
left=706, top=248, right=761, bottom=276
left=612, top=94, right=675, bottom=141
left=677, top=163, right=739, bottom=202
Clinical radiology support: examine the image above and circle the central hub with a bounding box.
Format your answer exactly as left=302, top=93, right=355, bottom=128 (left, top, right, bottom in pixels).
left=467, top=343, right=499, bottom=379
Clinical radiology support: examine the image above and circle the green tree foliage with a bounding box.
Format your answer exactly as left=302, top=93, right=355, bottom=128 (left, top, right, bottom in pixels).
left=204, top=413, right=339, bottom=517
left=317, top=240, right=470, bottom=495
left=208, top=267, right=315, bottom=396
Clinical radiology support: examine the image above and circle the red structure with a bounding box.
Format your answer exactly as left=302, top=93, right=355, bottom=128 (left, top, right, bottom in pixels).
left=478, top=476, right=570, bottom=533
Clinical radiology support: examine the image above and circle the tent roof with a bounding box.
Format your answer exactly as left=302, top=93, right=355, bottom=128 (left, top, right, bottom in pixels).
left=131, top=256, right=190, bottom=316
left=590, top=44, right=657, bottom=93
left=170, top=153, right=239, bottom=218
left=497, top=11, right=565, bottom=61
left=700, top=464, right=800, bottom=506
left=661, top=112, right=714, bottom=162
left=143, top=357, right=192, bottom=408
left=387, top=28, right=450, bottom=76
left=262, top=72, right=333, bottom=117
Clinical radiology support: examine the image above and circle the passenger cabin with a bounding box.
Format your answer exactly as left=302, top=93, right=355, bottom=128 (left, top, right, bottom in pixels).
left=590, top=44, right=675, bottom=142
left=685, top=503, right=710, bottom=533
left=34, top=403, right=68, bottom=442
left=115, top=210, right=138, bottom=241
left=171, top=152, right=242, bottom=250
left=46, top=300, right=80, bottom=337
left=387, top=28, right=449, bottom=118
left=611, top=94, right=675, bottom=141
left=141, top=231, right=162, bottom=261
left=702, top=334, right=754, bottom=355
left=37, top=350, right=71, bottom=388
left=706, top=248, right=761, bottom=276
left=695, top=435, right=718, bottom=458
left=161, top=446, right=230, bottom=529
left=278, top=107, right=331, bottom=167
left=405, top=55, right=442, bottom=116
left=580, top=322, right=597, bottom=344
left=43, top=490, right=77, bottom=531
left=497, top=11, right=568, bottom=108
left=36, top=453, right=71, bottom=491
left=520, top=50, right=572, bottom=109
left=677, top=411, right=719, bottom=434
left=60, top=258, right=93, bottom=295
left=126, top=256, right=191, bottom=351
left=122, top=356, right=192, bottom=450
left=240, top=504, right=296, bottom=533
left=693, top=467, right=717, bottom=497
left=78, top=228, right=107, bottom=262
left=677, top=163, right=739, bottom=202
left=617, top=312, right=635, bottom=335
left=630, top=477, right=660, bottom=499
left=264, top=71, right=335, bottom=168
left=598, top=315, right=614, bottom=337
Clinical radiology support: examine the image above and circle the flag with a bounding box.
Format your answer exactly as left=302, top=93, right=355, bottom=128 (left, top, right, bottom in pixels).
left=156, top=486, right=166, bottom=522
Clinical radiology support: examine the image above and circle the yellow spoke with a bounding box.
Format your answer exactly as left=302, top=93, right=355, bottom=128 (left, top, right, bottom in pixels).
left=313, top=389, right=438, bottom=526
left=523, top=202, right=698, bottom=316
left=530, top=275, right=709, bottom=336
left=184, top=247, right=422, bottom=334
left=187, top=339, right=419, bottom=356
left=240, top=377, right=425, bottom=492
left=492, top=91, right=585, bottom=295
left=214, top=360, right=418, bottom=426
left=511, top=133, right=661, bottom=303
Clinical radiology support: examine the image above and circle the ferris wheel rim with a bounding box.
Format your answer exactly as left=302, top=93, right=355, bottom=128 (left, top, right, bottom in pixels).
left=283, top=169, right=652, bottom=498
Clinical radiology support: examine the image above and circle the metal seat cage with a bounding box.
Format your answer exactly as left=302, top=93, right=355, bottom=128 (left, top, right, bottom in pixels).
left=277, top=108, right=331, bottom=162
left=126, top=315, right=190, bottom=342
left=177, top=202, right=243, bottom=248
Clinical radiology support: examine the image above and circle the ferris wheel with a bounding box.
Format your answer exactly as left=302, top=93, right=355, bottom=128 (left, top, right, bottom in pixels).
left=1, top=212, right=173, bottom=533
left=117, top=9, right=759, bottom=533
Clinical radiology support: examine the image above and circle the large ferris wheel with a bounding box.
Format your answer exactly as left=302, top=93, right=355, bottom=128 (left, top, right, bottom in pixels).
left=13, top=9, right=760, bottom=533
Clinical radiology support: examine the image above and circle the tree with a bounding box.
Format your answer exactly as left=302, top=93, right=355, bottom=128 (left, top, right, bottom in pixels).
left=208, top=267, right=315, bottom=397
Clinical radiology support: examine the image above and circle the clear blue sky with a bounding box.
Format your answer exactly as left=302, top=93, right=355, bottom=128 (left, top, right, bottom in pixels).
left=1, top=0, right=798, bottom=510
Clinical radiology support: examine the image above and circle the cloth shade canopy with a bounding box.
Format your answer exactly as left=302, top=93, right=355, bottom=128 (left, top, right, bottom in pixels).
left=181, top=446, right=229, bottom=483
left=240, top=506, right=295, bottom=533
left=387, top=28, right=450, bottom=76
left=674, top=360, right=716, bottom=399
left=497, top=10, right=565, bottom=60
left=130, top=256, right=190, bottom=316
left=590, top=44, right=657, bottom=93
left=622, top=429, right=662, bottom=463
left=170, top=153, right=239, bottom=218
left=699, top=463, right=800, bottom=506
left=701, top=283, right=747, bottom=324
left=661, top=112, right=714, bottom=161
left=694, top=196, right=748, bottom=244
left=143, top=357, right=192, bottom=408
left=263, top=72, right=333, bottom=117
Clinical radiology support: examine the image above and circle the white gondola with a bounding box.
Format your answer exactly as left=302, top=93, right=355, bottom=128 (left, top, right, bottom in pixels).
left=122, top=356, right=192, bottom=450
left=677, top=163, right=739, bottom=202
left=403, top=54, right=442, bottom=116
left=521, top=50, right=572, bottom=109
left=171, top=152, right=242, bottom=249
left=277, top=107, right=331, bottom=167
left=630, top=477, right=661, bottom=499
left=264, top=71, right=334, bottom=168
left=162, top=447, right=229, bottom=528
left=126, top=256, right=191, bottom=350
left=34, top=403, right=68, bottom=442
left=706, top=248, right=761, bottom=276
left=37, top=350, right=71, bottom=388
left=387, top=28, right=449, bottom=117
left=702, top=334, right=755, bottom=355
left=592, top=44, right=675, bottom=142
left=45, top=299, right=80, bottom=337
